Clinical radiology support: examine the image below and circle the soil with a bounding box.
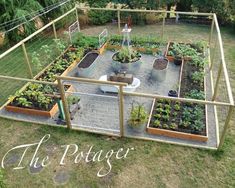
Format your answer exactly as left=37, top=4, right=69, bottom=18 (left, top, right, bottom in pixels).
left=78, top=52, right=99, bottom=68
left=180, top=62, right=204, bottom=97
left=153, top=58, right=168, bottom=70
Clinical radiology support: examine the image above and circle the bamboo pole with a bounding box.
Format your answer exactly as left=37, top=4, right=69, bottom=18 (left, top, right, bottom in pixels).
left=209, top=17, right=214, bottom=48
left=218, top=106, right=234, bottom=149
left=161, top=12, right=166, bottom=41
left=52, top=22, right=57, bottom=39
left=118, top=85, right=124, bottom=137
left=212, top=61, right=223, bottom=101
left=22, top=42, right=33, bottom=78
left=57, top=77, right=71, bottom=129
left=117, top=10, right=121, bottom=33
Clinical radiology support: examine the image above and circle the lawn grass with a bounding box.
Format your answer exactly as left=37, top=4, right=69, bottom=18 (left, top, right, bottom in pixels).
left=0, top=23, right=235, bottom=187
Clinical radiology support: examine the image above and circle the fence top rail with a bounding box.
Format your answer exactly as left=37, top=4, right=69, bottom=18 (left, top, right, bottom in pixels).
left=57, top=76, right=128, bottom=86
left=0, top=75, right=58, bottom=86
left=213, top=14, right=234, bottom=106
left=123, top=91, right=234, bottom=107
left=76, top=6, right=214, bottom=16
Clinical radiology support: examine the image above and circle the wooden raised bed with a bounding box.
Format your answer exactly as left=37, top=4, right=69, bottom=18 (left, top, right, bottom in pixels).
left=146, top=98, right=208, bottom=142
left=5, top=85, right=74, bottom=118
left=146, top=60, right=208, bottom=142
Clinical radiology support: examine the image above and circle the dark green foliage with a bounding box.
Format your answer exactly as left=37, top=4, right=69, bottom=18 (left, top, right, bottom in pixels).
left=73, top=33, right=99, bottom=49
left=88, top=10, right=113, bottom=25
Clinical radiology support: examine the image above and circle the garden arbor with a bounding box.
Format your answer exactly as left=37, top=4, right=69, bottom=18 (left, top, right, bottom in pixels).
left=0, top=5, right=234, bottom=150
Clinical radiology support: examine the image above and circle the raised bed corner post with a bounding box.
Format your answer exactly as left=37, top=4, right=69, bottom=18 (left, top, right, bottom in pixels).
left=212, top=60, right=223, bottom=101
left=22, top=42, right=33, bottom=78
left=117, top=10, right=121, bottom=34
left=218, top=105, right=234, bottom=150
left=118, top=85, right=124, bottom=137
left=52, top=22, right=57, bottom=39
left=161, top=12, right=166, bottom=41
left=57, top=77, right=72, bottom=129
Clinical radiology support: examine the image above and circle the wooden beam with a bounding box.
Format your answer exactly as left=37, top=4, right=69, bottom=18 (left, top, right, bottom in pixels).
left=212, top=61, right=223, bottom=101
left=0, top=75, right=57, bottom=85
left=209, top=17, right=214, bottom=48
left=77, top=7, right=213, bottom=16
left=161, top=12, right=166, bottom=41
left=117, top=10, right=121, bottom=33
left=57, top=77, right=72, bottom=129
left=213, top=14, right=234, bottom=105
left=52, top=22, right=57, bottom=39
left=118, top=85, right=124, bottom=137
left=22, top=42, right=34, bottom=78
left=210, top=36, right=218, bottom=70
left=58, top=75, right=127, bottom=86
left=123, top=91, right=232, bottom=107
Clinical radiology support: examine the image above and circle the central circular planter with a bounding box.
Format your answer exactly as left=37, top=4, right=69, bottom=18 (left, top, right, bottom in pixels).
left=111, top=52, right=142, bottom=74
left=151, top=58, right=169, bottom=81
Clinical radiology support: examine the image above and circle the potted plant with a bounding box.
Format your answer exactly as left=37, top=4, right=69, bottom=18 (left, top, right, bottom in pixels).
left=112, top=46, right=142, bottom=74
left=128, top=102, right=148, bottom=132
left=174, top=55, right=182, bottom=66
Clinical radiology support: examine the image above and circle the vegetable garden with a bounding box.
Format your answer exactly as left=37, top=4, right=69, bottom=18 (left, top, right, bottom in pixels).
left=0, top=6, right=234, bottom=150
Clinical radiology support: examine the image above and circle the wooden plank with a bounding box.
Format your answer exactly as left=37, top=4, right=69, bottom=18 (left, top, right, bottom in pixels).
left=22, top=42, right=33, bottom=78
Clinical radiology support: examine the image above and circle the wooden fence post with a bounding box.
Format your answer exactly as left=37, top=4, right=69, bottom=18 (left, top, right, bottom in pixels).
left=52, top=22, right=57, bottom=39
left=212, top=61, right=223, bottom=101
left=117, top=10, right=121, bottom=33
left=118, top=85, right=124, bottom=137
left=218, top=106, right=234, bottom=149
left=22, top=42, right=33, bottom=78
left=57, top=77, right=72, bottom=129
left=209, top=17, right=215, bottom=48
left=161, top=12, right=166, bottom=41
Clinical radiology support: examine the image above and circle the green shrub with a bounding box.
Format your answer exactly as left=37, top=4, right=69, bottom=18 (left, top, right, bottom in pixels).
left=0, top=170, right=6, bottom=188
left=88, top=10, right=113, bottom=25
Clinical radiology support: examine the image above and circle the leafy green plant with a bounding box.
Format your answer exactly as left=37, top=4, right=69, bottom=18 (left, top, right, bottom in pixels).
left=162, top=114, right=170, bottom=122
left=191, top=71, right=204, bottom=84
left=153, top=120, right=161, bottom=127
left=174, top=104, right=181, bottom=111
left=154, top=114, right=161, bottom=119
left=113, top=47, right=141, bottom=63
left=186, top=90, right=205, bottom=100
left=16, top=97, right=32, bottom=107
left=128, top=103, right=148, bottom=127
left=162, top=124, right=169, bottom=129
left=170, top=123, right=177, bottom=130
left=156, top=107, right=164, bottom=113
left=191, top=120, right=204, bottom=132
left=173, top=111, right=178, bottom=117
left=73, top=33, right=99, bottom=49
